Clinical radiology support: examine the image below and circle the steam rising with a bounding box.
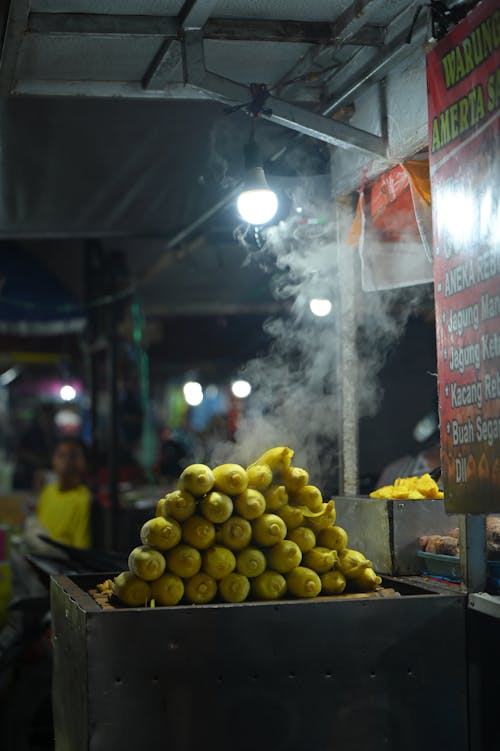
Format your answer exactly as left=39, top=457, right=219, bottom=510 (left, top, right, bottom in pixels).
left=210, top=183, right=432, bottom=490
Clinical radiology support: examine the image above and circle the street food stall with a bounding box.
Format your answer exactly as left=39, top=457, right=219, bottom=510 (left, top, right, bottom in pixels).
left=1, top=0, right=499, bottom=749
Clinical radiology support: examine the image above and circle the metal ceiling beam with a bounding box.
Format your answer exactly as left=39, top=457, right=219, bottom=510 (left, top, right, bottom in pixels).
left=322, top=19, right=428, bottom=115
left=178, top=0, right=219, bottom=30
left=28, top=13, right=178, bottom=37
left=204, top=19, right=385, bottom=46
left=27, top=11, right=384, bottom=46
left=13, top=80, right=206, bottom=99
left=273, top=0, right=383, bottom=99
left=142, top=39, right=182, bottom=90
left=184, top=32, right=386, bottom=159
left=0, top=0, right=29, bottom=95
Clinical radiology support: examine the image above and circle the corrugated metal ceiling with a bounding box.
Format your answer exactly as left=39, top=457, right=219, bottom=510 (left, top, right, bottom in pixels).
left=3, top=0, right=421, bottom=105
left=0, top=0, right=428, bottom=317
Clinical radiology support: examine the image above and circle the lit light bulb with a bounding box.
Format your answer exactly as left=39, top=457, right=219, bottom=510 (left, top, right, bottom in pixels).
left=309, top=299, right=332, bottom=317
left=183, top=381, right=203, bottom=406
left=237, top=189, right=278, bottom=225
left=60, top=384, right=76, bottom=401
left=231, top=380, right=252, bottom=398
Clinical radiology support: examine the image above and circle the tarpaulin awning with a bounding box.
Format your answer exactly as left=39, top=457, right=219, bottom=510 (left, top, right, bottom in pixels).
left=0, top=245, right=86, bottom=335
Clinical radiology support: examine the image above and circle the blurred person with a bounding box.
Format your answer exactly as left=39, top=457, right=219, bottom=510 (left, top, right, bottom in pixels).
left=26, top=437, right=91, bottom=550
left=375, top=427, right=441, bottom=490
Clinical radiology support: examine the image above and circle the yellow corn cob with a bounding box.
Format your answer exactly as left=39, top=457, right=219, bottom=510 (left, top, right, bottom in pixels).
left=253, top=570, right=287, bottom=600
left=282, top=466, right=309, bottom=493
left=320, top=570, right=347, bottom=595
left=286, top=526, right=316, bottom=553
left=219, top=573, right=250, bottom=603
left=236, top=547, right=267, bottom=578
left=212, top=464, right=248, bottom=495
left=200, top=491, right=233, bottom=523
left=286, top=566, right=321, bottom=598
left=178, top=464, right=215, bottom=496
left=185, top=572, right=217, bottom=604
left=166, top=544, right=202, bottom=578
left=235, top=488, right=266, bottom=520
left=303, top=546, right=337, bottom=574
left=114, top=571, right=151, bottom=607
left=252, top=513, right=287, bottom=546
left=267, top=540, right=302, bottom=573
left=162, top=489, right=197, bottom=522
left=150, top=573, right=184, bottom=605
left=140, top=517, right=181, bottom=551
left=182, top=515, right=216, bottom=550
left=247, top=446, right=294, bottom=472
left=246, top=463, right=273, bottom=490
left=220, top=516, right=252, bottom=551
left=317, top=525, right=348, bottom=551
left=128, top=546, right=166, bottom=581
left=293, top=485, right=323, bottom=512
left=202, top=546, right=236, bottom=580
left=263, top=485, right=288, bottom=511
left=278, top=504, right=303, bottom=530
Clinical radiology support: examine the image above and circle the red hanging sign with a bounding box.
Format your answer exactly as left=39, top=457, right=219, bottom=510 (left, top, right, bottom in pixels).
left=428, top=0, right=500, bottom=512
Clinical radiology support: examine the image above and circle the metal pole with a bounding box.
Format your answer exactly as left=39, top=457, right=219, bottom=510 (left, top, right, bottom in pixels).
left=459, top=514, right=487, bottom=592
left=108, top=302, right=119, bottom=550
left=336, top=195, right=359, bottom=495
left=84, top=240, right=101, bottom=548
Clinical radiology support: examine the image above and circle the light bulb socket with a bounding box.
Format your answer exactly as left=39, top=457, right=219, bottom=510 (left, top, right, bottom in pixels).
left=244, top=166, right=271, bottom=192
left=243, top=139, right=262, bottom=170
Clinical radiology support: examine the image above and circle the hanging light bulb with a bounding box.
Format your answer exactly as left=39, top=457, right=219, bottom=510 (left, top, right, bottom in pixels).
left=237, top=139, right=278, bottom=225
left=231, top=380, right=252, bottom=398
left=309, top=299, right=332, bottom=317
left=183, top=381, right=203, bottom=407
left=60, top=384, right=77, bottom=401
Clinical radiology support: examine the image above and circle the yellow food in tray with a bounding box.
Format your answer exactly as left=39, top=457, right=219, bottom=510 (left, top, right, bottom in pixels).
left=369, top=472, right=443, bottom=500
left=111, top=447, right=383, bottom=607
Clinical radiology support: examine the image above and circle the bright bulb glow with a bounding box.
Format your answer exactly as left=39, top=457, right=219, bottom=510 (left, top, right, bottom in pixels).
left=231, top=380, right=252, bottom=398
left=60, top=384, right=76, bottom=401
left=237, top=189, right=278, bottom=225
left=309, top=298, right=332, bottom=317
left=183, top=381, right=203, bottom=407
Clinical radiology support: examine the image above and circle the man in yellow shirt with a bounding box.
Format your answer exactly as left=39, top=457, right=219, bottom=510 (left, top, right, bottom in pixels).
left=36, top=437, right=91, bottom=549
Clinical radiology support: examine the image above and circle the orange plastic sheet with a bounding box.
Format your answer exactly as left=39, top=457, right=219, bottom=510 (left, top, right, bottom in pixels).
left=346, top=159, right=433, bottom=290
left=348, top=159, right=431, bottom=246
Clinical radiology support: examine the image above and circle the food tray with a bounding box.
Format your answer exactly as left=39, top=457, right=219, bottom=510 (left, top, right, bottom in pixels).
left=418, top=551, right=461, bottom=581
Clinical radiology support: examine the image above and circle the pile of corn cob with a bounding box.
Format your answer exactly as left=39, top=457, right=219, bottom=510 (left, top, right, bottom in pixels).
left=113, top=447, right=381, bottom=606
